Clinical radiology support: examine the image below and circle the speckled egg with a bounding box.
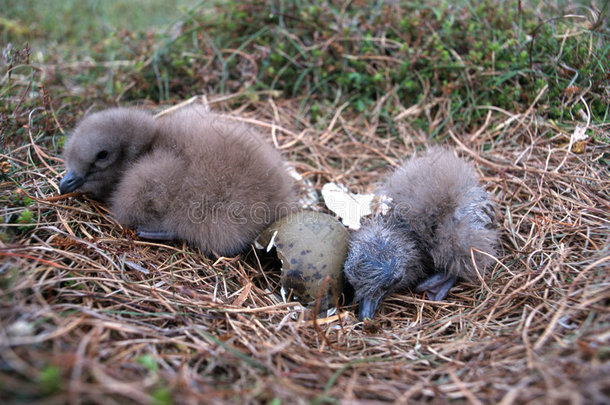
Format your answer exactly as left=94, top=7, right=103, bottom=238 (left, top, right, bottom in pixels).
left=256, top=210, right=349, bottom=311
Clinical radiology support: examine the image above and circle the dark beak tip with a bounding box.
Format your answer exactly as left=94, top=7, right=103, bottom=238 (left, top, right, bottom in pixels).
left=358, top=297, right=381, bottom=321
left=59, top=170, right=85, bottom=194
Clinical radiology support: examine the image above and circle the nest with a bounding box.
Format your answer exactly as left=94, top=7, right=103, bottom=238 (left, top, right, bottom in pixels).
left=1, top=90, right=608, bottom=404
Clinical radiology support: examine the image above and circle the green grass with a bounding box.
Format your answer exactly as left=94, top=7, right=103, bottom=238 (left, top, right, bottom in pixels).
left=1, top=0, right=200, bottom=44
left=3, top=0, right=608, bottom=143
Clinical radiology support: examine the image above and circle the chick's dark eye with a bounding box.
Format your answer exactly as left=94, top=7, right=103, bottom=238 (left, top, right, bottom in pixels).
left=96, top=150, right=109, bottom=160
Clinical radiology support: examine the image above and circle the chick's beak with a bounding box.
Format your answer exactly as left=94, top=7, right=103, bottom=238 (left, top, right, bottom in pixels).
left=59, top=170, right=85, bottom=194
left=358, top=296, right=382, bottom=321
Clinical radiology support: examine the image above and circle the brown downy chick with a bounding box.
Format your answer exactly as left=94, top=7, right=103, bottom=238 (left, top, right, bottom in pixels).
left=60, top=105, right=296, bottom=257
left=344, top=147, right=498, bottom=320
left=59, top=108, right=157, bottom=199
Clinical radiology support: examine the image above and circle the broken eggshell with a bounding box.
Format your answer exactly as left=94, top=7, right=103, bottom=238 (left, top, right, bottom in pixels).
left=321, top=182, right=393, bottom=230
left=256, top=210, right=349, bottom=311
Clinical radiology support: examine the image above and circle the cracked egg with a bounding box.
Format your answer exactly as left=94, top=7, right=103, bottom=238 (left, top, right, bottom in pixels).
left=256, top=210, right=349, bottom=311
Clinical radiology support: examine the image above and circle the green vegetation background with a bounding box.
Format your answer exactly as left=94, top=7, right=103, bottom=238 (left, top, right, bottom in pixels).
left=2, top=0, right=608, bottom=144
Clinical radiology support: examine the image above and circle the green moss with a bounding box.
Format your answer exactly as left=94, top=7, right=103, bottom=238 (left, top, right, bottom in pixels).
left=37, top=365, right=62, bottom=395
left=152, top=387, right=173, bottom=405
left=137, top=353, right=159, bottom=372
left=2, top=0, right=608, bottom=135
left=17, top=209, right=34, bottom=226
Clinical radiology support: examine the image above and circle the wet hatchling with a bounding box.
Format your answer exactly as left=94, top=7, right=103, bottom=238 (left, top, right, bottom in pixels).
left=343, top=147, right=498, bottom=320
left=59, top=105, right=296, bottom=256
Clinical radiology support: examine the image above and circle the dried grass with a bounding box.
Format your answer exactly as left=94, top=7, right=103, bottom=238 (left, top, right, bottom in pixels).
left=1, top=91, right=609, bottom=404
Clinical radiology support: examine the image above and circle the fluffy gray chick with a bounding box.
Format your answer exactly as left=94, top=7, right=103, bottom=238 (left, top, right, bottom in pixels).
left=59, top=105, right=296, bottom=257
left=344, top=147, right=498, bottom=320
